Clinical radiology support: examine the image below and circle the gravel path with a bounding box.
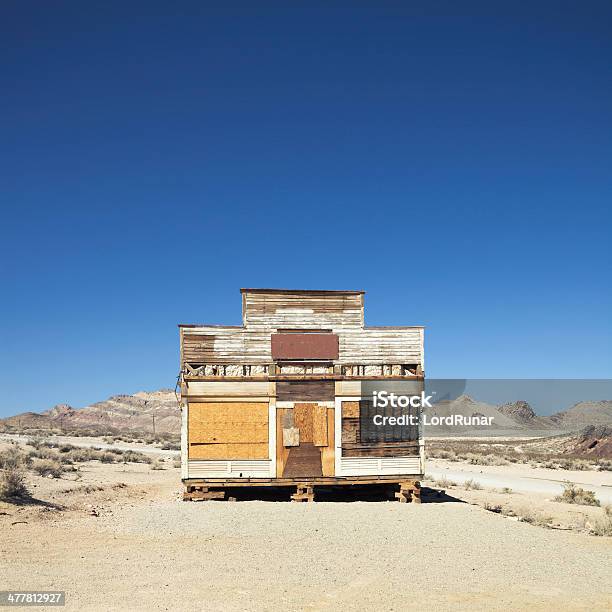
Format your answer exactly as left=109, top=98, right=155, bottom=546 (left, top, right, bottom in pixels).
left=3, top=496, right=611, bottom=611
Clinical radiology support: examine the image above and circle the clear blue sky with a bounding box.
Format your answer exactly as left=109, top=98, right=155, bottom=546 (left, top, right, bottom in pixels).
left=1, top=2, right=611, bottom=416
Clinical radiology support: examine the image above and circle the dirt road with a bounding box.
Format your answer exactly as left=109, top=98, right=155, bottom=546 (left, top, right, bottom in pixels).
left=428, top=458, right=612, bottom=503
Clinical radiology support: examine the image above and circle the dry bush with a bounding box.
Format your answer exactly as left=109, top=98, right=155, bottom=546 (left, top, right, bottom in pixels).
left=554, top=481, right=600, bottom=507
left=597, top=459, right=612, bottom=472
left=99, top=452, right=117, bottom=463
left=434, top=477, right=457, bottom=488
left=464, top=453, right=509, bottom=466
left=150, top=460, right=166, bottom=470
left=61, top=484, right=104, bottom=494
left=0, top=447, right=26, bottom=470
left=484, top=502, right=502, bottom=513
left=501, top=487, right=513, bottom=494
left=590, top=506, right=612, bottom=536
left=32, top=459, right=64, bottom=478
left=555, top=458, right=591, bottom=471
left=464, top=479, right=482, bottom=490
left=120, top=450, right=153, bottom=464
left=161, top=442, right=180, bottom=451
left=429, top=449, right=457, bottom=461
left=0, top=466, right=30, bottom=500
left=517, top=507, right=552, bottom=527
left=172, top=457, right=181, bottom=468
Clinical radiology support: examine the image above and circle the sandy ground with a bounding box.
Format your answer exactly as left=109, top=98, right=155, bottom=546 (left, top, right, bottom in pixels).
left=1, top=458, right=611, bottom=612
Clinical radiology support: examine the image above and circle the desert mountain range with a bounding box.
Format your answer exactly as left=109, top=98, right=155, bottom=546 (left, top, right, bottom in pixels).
left=1, top=391, right=611, bottom=436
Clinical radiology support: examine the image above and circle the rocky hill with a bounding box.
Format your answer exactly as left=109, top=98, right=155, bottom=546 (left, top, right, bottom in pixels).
left=549, top=401, right=612, bottom=429
left=0, top=390, right=181, bottom=434
left=498, top=400, right=557, bottom=429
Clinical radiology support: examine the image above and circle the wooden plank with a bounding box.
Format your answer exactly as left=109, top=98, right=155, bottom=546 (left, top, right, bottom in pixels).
left=276, top=380, right=335, bottom=402
left=189, top=423, right=268, bottom=443
left=185, top=381, right=270, bottom=397
left=188, top=442, right=269, bottom=460
left=282, top=442, right=322, bottom=478
left=342, top=401, right=360, bottom=418
left=276, top=408, right=290, bottom=477
left=183, top=476, right=422, bottom=486
left=312, top=405, right=328, bottom=447
left=293, top=403, right=314, bottom=442
left=321, top=408, right=335, bottom=476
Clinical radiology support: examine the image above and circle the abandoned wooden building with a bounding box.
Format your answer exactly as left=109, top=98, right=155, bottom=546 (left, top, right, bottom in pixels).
left=179, top=288, right=425, bottom=502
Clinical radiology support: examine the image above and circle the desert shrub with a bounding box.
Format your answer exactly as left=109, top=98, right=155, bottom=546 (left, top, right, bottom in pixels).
left=484, top=502, right=502, bottom=513
left=172, top=457, right=181, bottom=468
left=591, top=515, right=612, bottom=537
left=150, top=460, right=166, bottom=470
left=501, top=487, right=513, bottom=494
left=464, top=453, right=508, bottom=466
left=430, top=449, right=457, bottom=461
left=121, top=451, right=152, bottom=464
left=0, top=447, right=26, bottom=470
left=464, top=479, right=482, bottom=490
left=518, top=508, right=552, bottom=527
left=555, top=458, right=591, bottom=471
left=64, top=448, right=96, bottom=463
left=61, top=484, right=104, bottom=494
left=161, top=442, right=180, bottom=451
left=0, top=466, right=30, bottom=500
left=597, top=459, right=612, bottom=472
left=100, top=452, right=118, bottom=463
left=27, top=446, right=58, bottom=461
left=554, top=481, right=600, bottom=507
left=434, top=477, right=457, bottom=488
left=32, top=459, right=64, bottom=478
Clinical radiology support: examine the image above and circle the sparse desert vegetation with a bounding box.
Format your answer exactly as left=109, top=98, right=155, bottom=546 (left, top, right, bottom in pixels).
left=426, top=438, right=611, bottom=471
left=553, top=481, right=600, bottom=506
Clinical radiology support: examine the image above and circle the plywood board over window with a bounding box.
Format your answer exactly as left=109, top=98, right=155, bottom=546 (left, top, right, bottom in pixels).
left=188, top=402, right=269, bottom=460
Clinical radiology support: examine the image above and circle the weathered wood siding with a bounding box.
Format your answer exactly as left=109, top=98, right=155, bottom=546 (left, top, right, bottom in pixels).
left=180, top=289, right=424, bottom=368
left=243, top=290, right=364, bottom=330
left=182, top=327, right=423, bottom=366
left=276, top=380, right=335, bottom=402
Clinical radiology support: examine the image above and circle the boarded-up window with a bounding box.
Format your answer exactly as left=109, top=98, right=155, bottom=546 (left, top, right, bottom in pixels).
left=341, top=401, right=419, bottom=458
left=188, top=402, right=268, bottom=460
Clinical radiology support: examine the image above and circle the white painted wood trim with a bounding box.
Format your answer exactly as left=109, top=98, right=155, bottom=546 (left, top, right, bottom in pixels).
left=181, top=402, right=188, bottom=480
left=188, top=460, right=271, bottom=478
left=268, top=398, right=276, bottom=477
